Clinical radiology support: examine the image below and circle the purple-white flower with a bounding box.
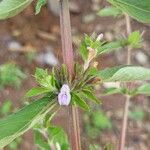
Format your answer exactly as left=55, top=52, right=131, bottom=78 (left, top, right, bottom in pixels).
left=58, top=84, right=71, bottom=106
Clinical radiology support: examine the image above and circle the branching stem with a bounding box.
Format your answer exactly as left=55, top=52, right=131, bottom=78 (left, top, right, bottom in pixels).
left=59, top=0, right=81, bottom=149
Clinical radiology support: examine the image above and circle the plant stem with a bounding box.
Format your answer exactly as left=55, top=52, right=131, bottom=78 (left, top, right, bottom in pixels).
left=119, top=95, right=130, bottom=150
left=59, top=0, right=81, bottom=149
left=119, top=14, right=132, bottom=150
left=125, top=14, right=132, bottom=65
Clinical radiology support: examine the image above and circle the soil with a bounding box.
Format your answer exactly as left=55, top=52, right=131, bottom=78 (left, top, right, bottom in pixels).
left=0, top=0, right=149, bottom=150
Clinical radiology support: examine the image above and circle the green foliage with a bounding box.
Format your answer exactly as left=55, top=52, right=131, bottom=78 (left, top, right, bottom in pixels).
left=128, top=31, right=142, bottom=48
left=79, top=34, right=128, bottom=61
left=101, top=87, right=123, bottom=96
left=25, top=51, right=37, bottom=64
left=89, top=144, right=100, bottom=150
left=84, top=108, right=112, bottom=139
left=98, top=6, right=122, bottom=17
left=0, top=100, right=13, bottom=116
left=82, top=89, right=100, bottom=104
left=104, top=143, right=115, bottom=150
left=98, top=40, right=127, bottom=55
left=26, top=87, right=51, bottom=98
left=135, top=84, right=150, bottom=95
left=0, top=63, right=26, bottom=89
left=129, top=108, right=145, bottom=121
left=92, top=111, right=112, bottom=129
left=0, top=101, right=22, bottom=150
left=0, top=0, right=33, bottom=19
left=35, top=68, right=56, bottom=90
left=80, top=32, right=142, bottom=57
left=34, top=129, right=50, bottom=150
left=34, top=124, right=69, bottom=150
left=79, top=34, right=102, bottom=61
left=8, top=137, right=22, bottom=150
left=47, top=126, right=70, bottom=149
left=108, top=0, right=150, bottom=23
left=35, top=0, right=47, bottom=15
left=95, top=66, right=150, bottom=82
left=0, top=94, right=56, bottom=149
left=72, top=92, right=90, bottom=111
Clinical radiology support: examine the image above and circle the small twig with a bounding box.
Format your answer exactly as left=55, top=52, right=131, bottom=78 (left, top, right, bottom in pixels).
left=119, top=14, right=132, bottom=150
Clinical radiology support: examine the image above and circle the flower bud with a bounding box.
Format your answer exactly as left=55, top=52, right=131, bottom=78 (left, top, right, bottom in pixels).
left=87, top=47, right=97, bottom=62
left=93, top=61, right=98, bottom=68
left=96, top=33, right=103, bottom=41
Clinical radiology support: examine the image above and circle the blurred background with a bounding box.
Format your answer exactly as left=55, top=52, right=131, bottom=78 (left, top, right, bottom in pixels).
left=0, top=0, right=149, bottom=149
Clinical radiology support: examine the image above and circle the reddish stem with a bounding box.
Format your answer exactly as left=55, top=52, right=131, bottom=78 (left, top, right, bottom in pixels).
left=119, top=14, right=132, bottom=150
left=59, top=0, right=81, bottom=149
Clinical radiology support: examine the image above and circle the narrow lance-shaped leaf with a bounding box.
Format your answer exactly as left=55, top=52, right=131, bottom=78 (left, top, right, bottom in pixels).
left=0, top=0, right=33, bottom=20
left=82, top=89, right=100, bottom=104
left=25, top=87, right=51, bottom=98
left=97, top=40, right=126, bottom=55
left=72, top=92, right=90, bottom=111
left=0, top=94, right=56, bottom=149
left=94, top=66, right=150, bottom=82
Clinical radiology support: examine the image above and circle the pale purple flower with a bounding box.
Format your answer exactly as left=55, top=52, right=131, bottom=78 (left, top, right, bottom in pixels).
left=58, top=84, right=71, bottom=106
left=60, top=84, right=70, bottom=93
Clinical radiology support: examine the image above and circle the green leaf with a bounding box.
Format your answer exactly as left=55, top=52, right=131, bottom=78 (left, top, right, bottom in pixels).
left=47, top=126, right=69, bottom=149
left=0, top=94, right=56, bottom=149
left=128, top=31, right=142, bottom=48
left=34, top=130, right=50, bottom=150
left=25, top=87, right=51, bottom=98
left=82, top=89, right=100, bottom=104
left=129, top=108, right=145, bottom=121
left=0, top=0, right=33, bottom=20
left=35, top=0, right=47, bottom=15
left=0, top=63, right=26, bottom=89
left=0, top=100, right=12, bottom=115
left=92, top=110, right=112, bottom=129
left=98, top=7, right=122, bottom=17
left=34, top=68, right=54, bottom=90
left=79, top=34, right=102, bottom=61
left=97, top=40, right=127, bottom=55
left=109, top=0, right=150, bottom=23
left=135, top=84, right=150, bottom=95
left=79, top=35, right=92, bottom=61
left=101, top=87, right=122, bottom=96
left=72, top=92, right=90, bottom=111
left=89, top=144, right=100, bottom=150
left=95, top=66, right=150, bottom=82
